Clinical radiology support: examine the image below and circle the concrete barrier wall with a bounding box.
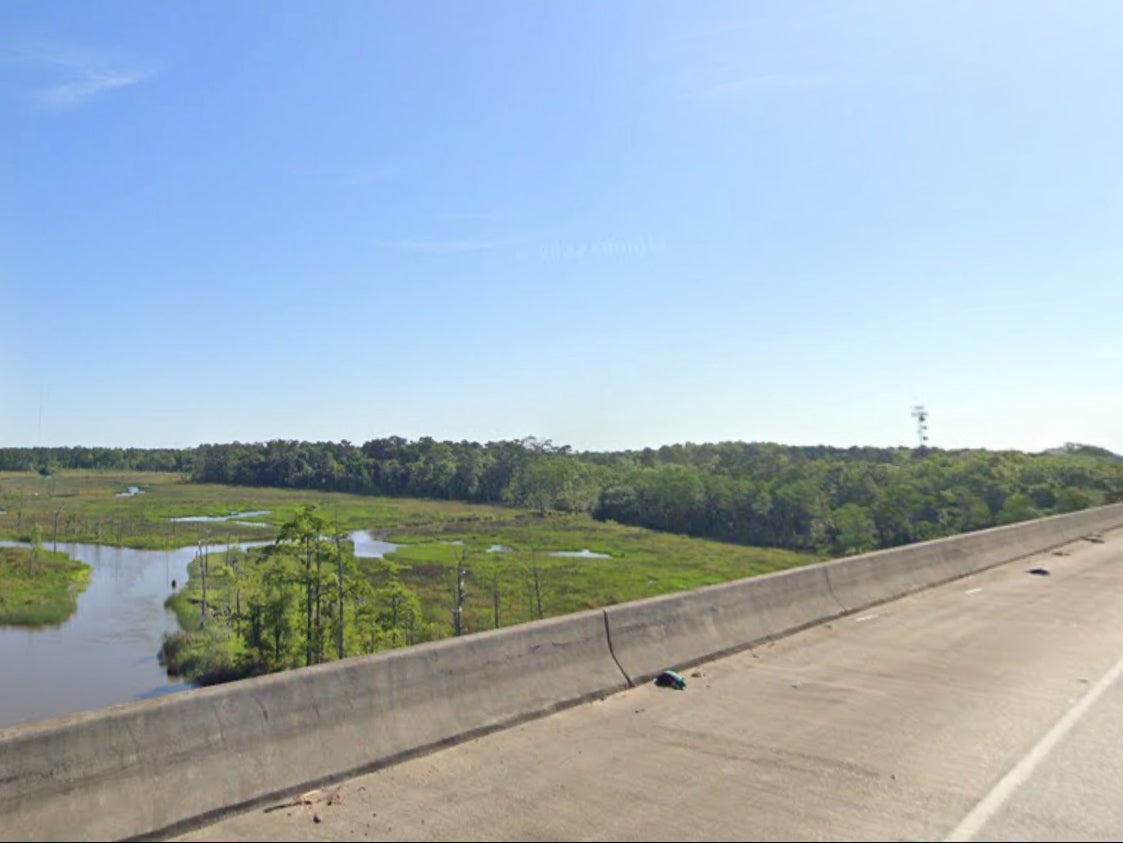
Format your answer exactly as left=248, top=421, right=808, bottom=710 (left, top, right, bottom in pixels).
left=826, top=502, right=1123, bottom=613
left=0, top=609, right=627, bottom=842
left=3, top=502, right=1122, bottom=841
left=607, top=501, right=1123, bottom=683
left=822, top=540, right=959, bottom=613
left=604, top=564, right=845, bottom=684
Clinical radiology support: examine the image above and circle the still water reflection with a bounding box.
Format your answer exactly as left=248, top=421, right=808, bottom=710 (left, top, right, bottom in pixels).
left=0, top=540, right=262, bottom=730
left=0, top=531, right=409, bottom=729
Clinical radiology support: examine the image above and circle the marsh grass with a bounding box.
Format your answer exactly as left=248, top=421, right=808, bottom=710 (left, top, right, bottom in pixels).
left=0, top=546, right=91, bottom=626
left=1, top=470, right=820, bottom=650
left=385, top=515, right=817, bottom=635
left=0, top=471, right=513, bottom=549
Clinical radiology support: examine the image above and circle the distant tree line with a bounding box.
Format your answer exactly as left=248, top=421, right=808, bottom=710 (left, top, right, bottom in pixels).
left=587, top=441, right=1123, bottom=554
left=0, top=447, right=189, bottom=474
left=3, top=439, right=1122, bottom=556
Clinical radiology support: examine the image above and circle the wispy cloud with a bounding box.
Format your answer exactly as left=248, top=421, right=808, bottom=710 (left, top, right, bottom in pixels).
left=380, top=239, right=495, bottom=255
left=536, top=235, right=665, bottom=261
left=7, top=41, right=150, bottom=109
left=37, top=70, right=145, bottom=108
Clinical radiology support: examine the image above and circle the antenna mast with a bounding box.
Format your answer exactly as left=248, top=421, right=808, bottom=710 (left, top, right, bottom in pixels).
left=911, top=405, right=929, bottom=448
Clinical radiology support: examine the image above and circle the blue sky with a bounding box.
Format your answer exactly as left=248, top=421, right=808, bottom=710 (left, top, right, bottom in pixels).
left=3, top=1, right=1121, bottom=453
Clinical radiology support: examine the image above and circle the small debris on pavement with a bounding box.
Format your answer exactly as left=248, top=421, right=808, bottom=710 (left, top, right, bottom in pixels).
left=1084, top=534, right=1106, bottom=544
left=654, top=669, right=687, bottom=690
left=269, top=785, right=342, bottom=813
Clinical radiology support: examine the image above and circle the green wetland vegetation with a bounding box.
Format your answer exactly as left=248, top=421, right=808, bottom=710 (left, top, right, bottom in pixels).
left=159, top=507, right=813, bottom=685
left=2, top=436, right=1120, bottom=687
left=0, top=545, right=91, bottom=627
left=6, top=438, right=1122, bottom=555
left=0, top=470, right=813, bottom=685
left=0, top=470, right=512, bottom=551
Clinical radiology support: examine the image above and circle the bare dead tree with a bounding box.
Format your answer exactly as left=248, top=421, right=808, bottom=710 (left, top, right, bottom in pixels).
left=452, top=547, right=468, bottom=636
left=334, top=518, right=345, bottom=660
left=52, top=508, right=62, bottom=552
left=199, top=541, right=209, bottom=630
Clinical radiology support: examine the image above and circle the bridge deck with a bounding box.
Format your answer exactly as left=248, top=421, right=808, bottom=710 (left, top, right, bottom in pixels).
left=172, top=528, right=1123, bottom=842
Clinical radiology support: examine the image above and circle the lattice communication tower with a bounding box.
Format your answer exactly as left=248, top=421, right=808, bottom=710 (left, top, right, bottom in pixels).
left=911, top=405, right=929, bottom=448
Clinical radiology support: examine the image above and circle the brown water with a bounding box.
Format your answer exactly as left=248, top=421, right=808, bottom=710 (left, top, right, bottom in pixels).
left=0, top=540, right=262, bottom=730
left=0, top=533, right=407, bottom=730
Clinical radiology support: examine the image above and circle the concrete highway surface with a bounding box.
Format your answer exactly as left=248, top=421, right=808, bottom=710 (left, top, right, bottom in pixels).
left=171, top=528, right=1123, bottom=842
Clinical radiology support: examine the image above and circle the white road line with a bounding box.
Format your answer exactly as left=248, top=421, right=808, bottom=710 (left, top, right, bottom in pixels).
left=965, top=588, right=983, bottom=595
left=944, top=647, right=1123, bottom=841
left=855, top=614, right=879, bottom=623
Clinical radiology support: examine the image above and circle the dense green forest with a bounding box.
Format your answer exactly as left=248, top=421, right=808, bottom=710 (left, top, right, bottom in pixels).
left=3, top=439, right=1121, bottom=556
